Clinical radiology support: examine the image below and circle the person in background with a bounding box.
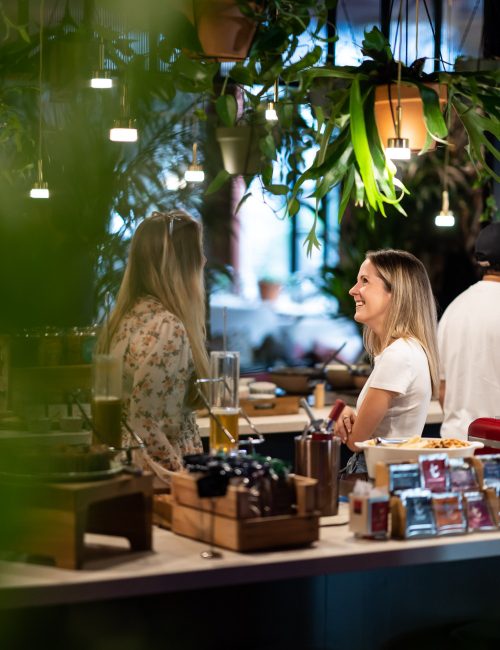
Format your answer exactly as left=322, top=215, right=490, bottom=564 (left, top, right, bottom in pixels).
left=99, top=210, right=209, bottom=486
left=334, top=249, right=439, bottom=475
left=438, top=221, right=500, bottom=439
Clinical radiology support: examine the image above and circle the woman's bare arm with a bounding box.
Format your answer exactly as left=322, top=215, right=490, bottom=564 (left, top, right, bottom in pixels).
left=343, top=387, right=397, bottom=452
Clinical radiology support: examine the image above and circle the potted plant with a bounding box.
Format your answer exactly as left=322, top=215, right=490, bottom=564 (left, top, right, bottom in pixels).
left=287, top=26, right=500, bottom=252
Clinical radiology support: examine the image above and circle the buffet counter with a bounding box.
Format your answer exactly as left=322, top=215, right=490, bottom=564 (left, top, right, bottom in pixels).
left=2, top=504, right=500, bottom=649
left=196, top=399, right=444, bottom=437
left=1, top=502, right=498, bottom=610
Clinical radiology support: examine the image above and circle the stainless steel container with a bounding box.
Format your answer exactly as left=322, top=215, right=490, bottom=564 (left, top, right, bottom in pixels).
left=294, top=434, right=341, bottom=516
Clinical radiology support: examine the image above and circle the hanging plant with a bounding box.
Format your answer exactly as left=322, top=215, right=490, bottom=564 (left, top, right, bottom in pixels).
left=288, top=26, right=500, bottom=252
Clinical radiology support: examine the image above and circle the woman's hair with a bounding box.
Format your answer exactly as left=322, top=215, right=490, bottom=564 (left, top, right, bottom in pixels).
left=363, top=249, right=440, bottom=396
left=99, top=210, right=209, bottom=383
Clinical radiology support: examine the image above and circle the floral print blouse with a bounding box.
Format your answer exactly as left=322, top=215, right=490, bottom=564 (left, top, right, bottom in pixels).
left=111, top=296, right=203, bottom=485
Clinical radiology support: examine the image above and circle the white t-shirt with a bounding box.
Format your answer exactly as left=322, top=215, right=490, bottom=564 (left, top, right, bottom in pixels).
left=438, top=280, right=500, bottom=440
left=356, top=338, right=432, bottom=440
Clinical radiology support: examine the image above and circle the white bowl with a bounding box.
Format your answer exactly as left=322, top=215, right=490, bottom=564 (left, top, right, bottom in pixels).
left=355, top=438, right=484, bottom=479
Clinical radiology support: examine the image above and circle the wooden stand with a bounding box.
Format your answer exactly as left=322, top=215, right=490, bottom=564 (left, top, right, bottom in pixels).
left=0, top=473, right=154, bottom=569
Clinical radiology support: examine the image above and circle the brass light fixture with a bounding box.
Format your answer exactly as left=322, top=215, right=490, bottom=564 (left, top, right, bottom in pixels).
left=30, top=0, right=49, bottom=199
left=385, top=0, right=411, bottom=161
left=265, top=79, right=279, bottom=122
left=90, top=38, right=113, bottom=89
left=184, top=143, right=205, bottom=182
left=109, top=83, right=138, bottom=142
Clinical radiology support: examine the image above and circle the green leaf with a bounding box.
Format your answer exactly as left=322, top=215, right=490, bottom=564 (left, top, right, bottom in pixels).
left=215, top=95, right=237, bottom=127
left=414, top=83, right=448, bottom=141
left=262, top=163, right=273, bottom=186
left=206, top=169, right=231, bottom=195
left=265, top=184, right=289, bottom=195
left=349, top=76, right=382, bottom=212
left=259, top=133, right=276, bottom=160
left=304, top=217, right=321, bottom=256
left=338, top=167, right=355, bottom=222
left=361, top=27, right=393, bottom=64
left=234, top=191, right=253, bottom=214
left=229, top=63, right=255, bottom=86
left=288, top=198, right=300, bottom=217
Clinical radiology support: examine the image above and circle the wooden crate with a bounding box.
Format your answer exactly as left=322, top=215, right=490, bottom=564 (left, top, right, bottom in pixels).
left=171, top=471, right=317, bottom=518
left=170, top=473, right=319, bottom=551
left=240, top=395, right=299, bottom=417
left=172, top=504, right=319, bottom=552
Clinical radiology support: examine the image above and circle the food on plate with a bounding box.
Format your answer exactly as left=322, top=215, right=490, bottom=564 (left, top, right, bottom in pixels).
left=365, top=436, right=470, bottom=449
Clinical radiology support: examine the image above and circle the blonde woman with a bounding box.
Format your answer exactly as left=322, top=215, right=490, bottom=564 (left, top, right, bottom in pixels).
left=334, top=249, right=439, bottom=474
left=99, top=210, right=209, bottom=485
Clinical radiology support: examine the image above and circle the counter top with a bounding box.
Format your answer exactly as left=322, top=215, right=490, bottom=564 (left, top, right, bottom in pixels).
left=196, top=400, right=443, bottom=437
left=1, top=501, right=498, bottom=611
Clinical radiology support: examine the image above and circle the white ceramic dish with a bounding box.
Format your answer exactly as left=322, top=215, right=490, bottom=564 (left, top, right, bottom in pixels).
left=355, top=438, right=484, bottom=479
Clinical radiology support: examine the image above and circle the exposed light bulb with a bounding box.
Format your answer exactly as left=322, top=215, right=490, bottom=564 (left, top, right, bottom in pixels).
left=385, top=137, right=411, bottom=160
left=30, top=181, right=49, bottom=199
left=90, top=72, right=113, bottom=89
left=265, top=101, right=278, bottom=122
left=184, top=168, right=205, bottom=183
left=109, top=119, right=138, bottom=142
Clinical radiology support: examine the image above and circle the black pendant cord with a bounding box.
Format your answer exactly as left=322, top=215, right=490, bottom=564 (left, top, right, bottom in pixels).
left=457, top=0, right=480, bottom=54
left=421, top=0, right=446, bottom=71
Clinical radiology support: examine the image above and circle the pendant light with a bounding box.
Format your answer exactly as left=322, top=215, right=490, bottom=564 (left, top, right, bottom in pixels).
left=109, top=83, right=138, bottom=142
left=90, top=38, right=112, bottom=89
left=265, top=79, right=279, bottom=122
left=184, top=143, right=205, bottom=183
left=435, top=0, right=455, bottom=228
left=30, top=0, right=49, bottom=199
left=385, top=0, right=411, bottom=161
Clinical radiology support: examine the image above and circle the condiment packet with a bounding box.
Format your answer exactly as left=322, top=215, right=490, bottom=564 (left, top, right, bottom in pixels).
left=463, top=491, right=497, bottom=532
left=432, top=492, right=466, bottom=535
left=449, top=458, right=479, bottom=492
left=419, top=454, right=449, bottom=492
left=388, top=463, right=421, bottom=493
left=349, top=481, right=389, bottom=539
left=477, top=454, right=500, bottom=491
left=400, top=488, right=436, bottom=538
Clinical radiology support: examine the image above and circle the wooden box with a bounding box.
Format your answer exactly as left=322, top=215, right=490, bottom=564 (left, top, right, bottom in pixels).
left=171, top=471, right=316, bottom=518
left=239, top=395, right=300, bottom=417
left=170, top=473, right=319, bottom=552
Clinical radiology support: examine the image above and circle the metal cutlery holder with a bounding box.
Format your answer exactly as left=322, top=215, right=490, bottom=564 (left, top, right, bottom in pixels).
left=295, top=434, right=341, bottom=516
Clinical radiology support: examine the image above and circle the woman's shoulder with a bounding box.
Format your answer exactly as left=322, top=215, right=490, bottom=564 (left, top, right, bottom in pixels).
left=383, top=337, right=426, bottom=360
left=118, top=297, right=186, bottom=339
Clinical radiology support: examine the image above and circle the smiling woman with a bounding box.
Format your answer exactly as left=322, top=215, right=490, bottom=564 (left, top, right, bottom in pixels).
left=333, top=249, right=439, bottom=476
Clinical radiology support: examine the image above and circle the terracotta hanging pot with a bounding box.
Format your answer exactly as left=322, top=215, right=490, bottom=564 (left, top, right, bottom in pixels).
left=216, top=125, right=263, bottom=175
left=374, top=83, right=448, bottom=152
left=190, top=0, right=259, bottom=61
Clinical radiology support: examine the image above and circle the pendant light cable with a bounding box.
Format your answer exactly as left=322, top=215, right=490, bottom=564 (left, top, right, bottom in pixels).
left=37, top=0, right=45, bottom=180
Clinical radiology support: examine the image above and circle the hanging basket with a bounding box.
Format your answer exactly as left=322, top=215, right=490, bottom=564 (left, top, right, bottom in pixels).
left=374, top=83, right=448, bottom=152
left=191, top=0, right=259, bottom=61
left=216, top=125, right=263, bottom=175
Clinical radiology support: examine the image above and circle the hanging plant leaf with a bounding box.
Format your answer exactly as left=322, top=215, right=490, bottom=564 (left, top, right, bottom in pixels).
left=265, top=184, right=289, bottom=195
left=215, top=95, right=237, bottom=127
left=360, top=27, right=394, bottom=64
left=206, top=169, right=231, bottom=195
left=413, top=82, right=448, bottom=140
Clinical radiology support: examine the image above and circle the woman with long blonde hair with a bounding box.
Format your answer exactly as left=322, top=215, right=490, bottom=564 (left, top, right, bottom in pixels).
left=99, top=210, right=209, bottom=484
left=334, top=249, right=439, bottom=475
